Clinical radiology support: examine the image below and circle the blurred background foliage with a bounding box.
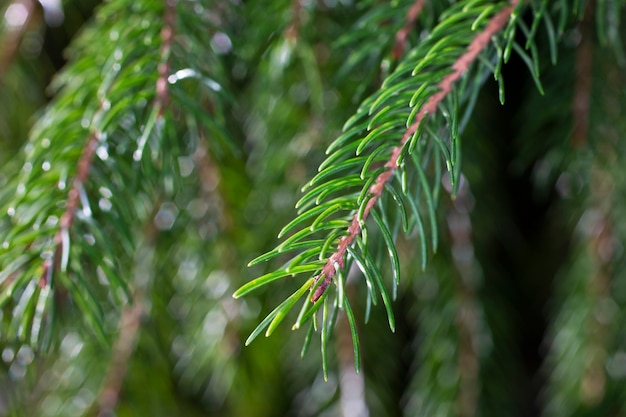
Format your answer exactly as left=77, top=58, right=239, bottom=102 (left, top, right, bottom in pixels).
left=0, top=0, right=626, bottom=416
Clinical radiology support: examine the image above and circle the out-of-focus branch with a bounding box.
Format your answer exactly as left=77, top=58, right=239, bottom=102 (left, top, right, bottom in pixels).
left=284, top=0, right=302, bottom=42
left=445, top=174, right=479, bottom=417
left=392, top=0, right=426, bottom=60
left=571, top=0, right=594, bottom=147
left=192, top=140, right=232, bottom=233
left=0, top=0, right=40, bottom=81
left=155, top=0, right=175, bottom=116
left=93, top=302, right=143, bottom=417
left=579, top=203, right=611, bottom=405
left=41, top=101, right=103, bottom=288
left=573, top=2, right=611, bottom=404
left=336, top=266, right=369, bottom=417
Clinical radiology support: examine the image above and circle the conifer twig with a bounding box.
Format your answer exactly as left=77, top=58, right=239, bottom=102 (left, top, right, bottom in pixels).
left=392, top=0, right=426, bottom=60
left=91, top=4, right=177, bottom=410
left=156, top=0, right=176, bottom=115
left=311, top=0, right=520, bottom=301
left=41, top=107, right=103, bottom=288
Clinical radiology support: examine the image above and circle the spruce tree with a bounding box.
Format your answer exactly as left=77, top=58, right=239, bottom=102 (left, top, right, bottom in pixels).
left=1, top=0, right=626, bottom=416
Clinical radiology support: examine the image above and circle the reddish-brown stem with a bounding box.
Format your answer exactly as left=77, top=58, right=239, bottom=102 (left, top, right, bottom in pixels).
left=284, top=0, right=302, bottom=42
left=92, top=302, right=143, bottom=417
left=571, top=0, right=594, bottom=147
left=41, top=119, right=100, bottom=288
left=193, top=140, right=234, bottom=232
left=156, top=0, right=176, bottom=116
left=393, top=0, right=426, bottom=60
left=0, top=0, right=39, bottom=82
left=311, top=0, right=519, bottom=302
left=445, top=176, right=479, bottom=417
left=90, top=4, right=177, bottom=413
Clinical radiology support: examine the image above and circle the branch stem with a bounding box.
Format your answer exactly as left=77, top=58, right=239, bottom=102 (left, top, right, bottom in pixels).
left=311, top=0, right=519, bottom=301
left=155, top=0, right=176, bottom=115
left=393, top=0, right=426, bottom=60
left=41, top=109, right=102, bottom=288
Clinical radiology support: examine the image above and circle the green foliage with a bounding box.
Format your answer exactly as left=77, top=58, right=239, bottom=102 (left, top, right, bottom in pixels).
left=1, top=0, right=626, bottom=416
left=234, top=0, right=563, bottom=373
left=0, top=0, right=230, bottom=349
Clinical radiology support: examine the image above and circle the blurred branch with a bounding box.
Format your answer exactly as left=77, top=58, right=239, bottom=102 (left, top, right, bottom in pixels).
left=392, top=0, right=426, bottom=60
left=579, top=203, right=611, bottom=405
left=336, top=269, right=368, bottom=417
left=92, top=302, right=143, bottom=417
left=284, top=0, right=302, bottom=42
left=193, top=140, right=232, bottom=233
left=41, top=102, right=103, bottom=288
left=0, top=0, right=40, bottom=81
left=571, top=0, right=594, bottom=147
left=445, top=175, right=479, bottom=417
left=155, top=0, right=175, bottom=116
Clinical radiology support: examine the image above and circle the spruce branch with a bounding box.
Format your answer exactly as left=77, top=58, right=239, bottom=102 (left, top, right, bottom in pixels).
left=90, top=3, right=178, bottom=411
left=41, top=108, right=101, bottom=288
left=0, top=0, right=231, bottom=349
left=236, top=0, right=541, bottom=371
left=311, top=0, right=520, bottom=302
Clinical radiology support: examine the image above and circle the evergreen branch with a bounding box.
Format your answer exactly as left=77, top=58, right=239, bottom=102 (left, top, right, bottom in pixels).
left=543, top=13, right=626, bottom=413
left=89, top=3, right=177, bottom=410
left=0, top=0, right=230, bottom=348
left=311, top=0, right=520, bottom=302
left=237, top=1, right=542, bottom=374
left=41, top=106, right=102, bottom=288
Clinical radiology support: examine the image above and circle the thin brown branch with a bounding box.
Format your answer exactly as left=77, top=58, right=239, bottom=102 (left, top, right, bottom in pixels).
left=580, top=214, right=610, bottom=404
left=0, top=0, right=40, bottom=81
left=41, top=114, right=101, bottom=288
left=445, top=175, right=479, bottom=417
left=92, top=302, right=143, bottom=417
left=312, top=0, right=519, bottom=302
left=580, top=167, right=614, bottom=404
left=336, top=266, right=369, bottom=417
left=284, top=0, right=302, bottom=42
left=193, top=140, right=233, bottom=233
left=91, top=205, right=160, bottom=416
left=155, top=0, right=176, bottom=116
left=392, top=0, right=426, bottom=60
left=571, top=0, right=594, bottom=147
